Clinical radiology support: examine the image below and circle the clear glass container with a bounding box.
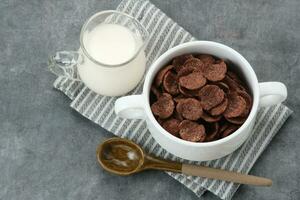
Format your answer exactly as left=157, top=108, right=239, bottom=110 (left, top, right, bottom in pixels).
left=49, top=10, right=149, bottom=96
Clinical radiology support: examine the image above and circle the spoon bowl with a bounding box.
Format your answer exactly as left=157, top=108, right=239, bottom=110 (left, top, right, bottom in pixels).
left=97, top=138, right=145, bottom=175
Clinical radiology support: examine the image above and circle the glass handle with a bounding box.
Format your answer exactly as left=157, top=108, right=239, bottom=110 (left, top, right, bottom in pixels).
left=48, top=51, right=83, bottom=81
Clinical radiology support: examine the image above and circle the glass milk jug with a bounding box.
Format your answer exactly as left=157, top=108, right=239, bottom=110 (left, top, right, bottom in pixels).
left=49, top=10, right=149, bottom=96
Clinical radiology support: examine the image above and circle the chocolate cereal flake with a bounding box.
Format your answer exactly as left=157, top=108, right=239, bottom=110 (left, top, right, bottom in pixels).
left=162, top=118, right=180, bottom=136
left=179, top=120, right=206, bottom=142
left=173, top=54, right=194, bottom=72
left=163, top=71, right=179, bottom=95
left=176, top=98, right=203, bottom=121
left=151, top=93, right=174, bottom=119
left=155, top=65, right=173, bottom=87
left=221, top=124, right=239, bottom=138
left=225, top=116, right=247, bottom=125
left=198, top=85, right=225, bottom=110
left=183, top=58, right=204, bottom=72
left=179, top=72, right=206, bottom=90
left=224, top=93, right=246, bottom=118
left=203, top=61, right=227, bottom=82
left=196, top=54, right=215, bottom=67
left=201, top=112, right=222, bottom=122
left=209, top=97, right=228, bottom=116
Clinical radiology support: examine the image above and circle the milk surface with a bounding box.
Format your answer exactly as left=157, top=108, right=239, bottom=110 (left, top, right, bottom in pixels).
left=78, top=24, right=146, bottom=96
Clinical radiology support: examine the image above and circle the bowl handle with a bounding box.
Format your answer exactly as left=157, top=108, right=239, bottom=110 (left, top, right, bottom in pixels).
left=114, top=95, right=146, bottom=119
left=258, top=82, right=287, bottom=107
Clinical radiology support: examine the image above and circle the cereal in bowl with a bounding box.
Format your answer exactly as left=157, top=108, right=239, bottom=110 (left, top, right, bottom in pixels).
left=150, top=54, right=252, bottom=142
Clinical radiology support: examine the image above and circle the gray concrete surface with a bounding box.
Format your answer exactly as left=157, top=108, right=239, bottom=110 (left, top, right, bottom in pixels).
left=0, top=0, right=299, bottom=199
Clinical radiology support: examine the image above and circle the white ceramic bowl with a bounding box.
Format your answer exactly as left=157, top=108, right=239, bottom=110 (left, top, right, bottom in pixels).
left=114, top=41, right=287, bottom=161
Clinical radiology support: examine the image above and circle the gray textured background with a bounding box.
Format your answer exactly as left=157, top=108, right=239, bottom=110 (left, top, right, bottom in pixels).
left=0, top=0, right=299, bottom=199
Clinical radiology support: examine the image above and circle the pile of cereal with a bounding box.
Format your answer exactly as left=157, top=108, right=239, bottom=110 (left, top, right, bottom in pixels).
left=150, top=54, right=252, bottom=142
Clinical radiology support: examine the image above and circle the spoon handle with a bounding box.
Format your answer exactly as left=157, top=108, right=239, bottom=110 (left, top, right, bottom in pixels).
left=144, top=155, right=182, bottom=172
left=182, top=164, right=272, bottom=186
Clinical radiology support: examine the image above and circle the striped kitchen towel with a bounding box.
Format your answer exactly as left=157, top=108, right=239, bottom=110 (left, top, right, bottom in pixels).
left=51, top=0, right=293, bottom=199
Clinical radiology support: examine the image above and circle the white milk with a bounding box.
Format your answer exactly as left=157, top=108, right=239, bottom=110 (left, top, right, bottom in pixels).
left=78, top=24, right=146, bottom=96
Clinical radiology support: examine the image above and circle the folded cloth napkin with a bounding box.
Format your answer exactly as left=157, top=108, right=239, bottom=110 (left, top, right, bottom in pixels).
left=51, top=0, right=292, bottom=199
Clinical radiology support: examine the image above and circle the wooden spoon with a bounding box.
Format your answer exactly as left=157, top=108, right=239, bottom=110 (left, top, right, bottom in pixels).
left=96, top=137, right=272, bottom=186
